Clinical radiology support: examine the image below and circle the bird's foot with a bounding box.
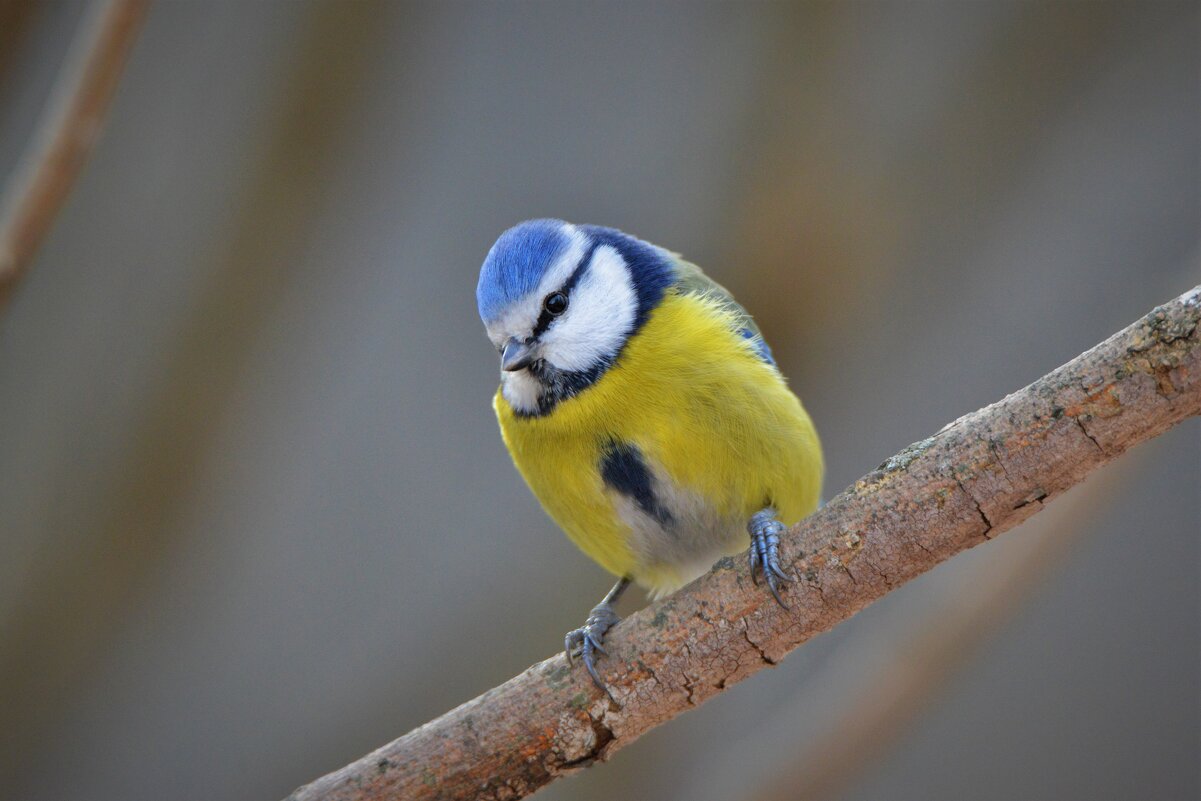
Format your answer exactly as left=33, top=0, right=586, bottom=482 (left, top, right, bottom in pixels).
left=748, top=508, right=795, bottom=608
left=565, top=601, right=621, bottom=701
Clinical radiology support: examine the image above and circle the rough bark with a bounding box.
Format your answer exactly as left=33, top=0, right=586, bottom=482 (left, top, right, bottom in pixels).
left=751, top=462, right=1128, bottom=801
left=288, top=286, right=1201, bottom=801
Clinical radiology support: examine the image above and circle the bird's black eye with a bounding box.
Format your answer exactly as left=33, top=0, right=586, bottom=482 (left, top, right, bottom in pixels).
left=543, top=291, right=568, bottom=316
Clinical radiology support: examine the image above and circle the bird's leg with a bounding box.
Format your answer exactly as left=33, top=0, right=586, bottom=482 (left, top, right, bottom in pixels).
left=565, top=576, right=630, bottom=700
left=748, top=508, right=795, bottom=608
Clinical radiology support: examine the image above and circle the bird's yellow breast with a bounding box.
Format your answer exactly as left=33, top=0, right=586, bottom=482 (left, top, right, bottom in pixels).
left=495, top=290, right=823, bottom=595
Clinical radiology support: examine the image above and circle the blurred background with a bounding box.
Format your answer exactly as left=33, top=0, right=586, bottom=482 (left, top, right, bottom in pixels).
left=0, top=2, right=1197, bottom=800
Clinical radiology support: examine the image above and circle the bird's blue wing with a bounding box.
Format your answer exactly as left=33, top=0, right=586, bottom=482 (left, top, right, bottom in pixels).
left=671, top=258, right=776, bottom=366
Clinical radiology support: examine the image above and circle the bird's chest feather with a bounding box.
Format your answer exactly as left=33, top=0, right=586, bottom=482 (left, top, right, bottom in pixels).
left=494, top=292, right=822, bottom=594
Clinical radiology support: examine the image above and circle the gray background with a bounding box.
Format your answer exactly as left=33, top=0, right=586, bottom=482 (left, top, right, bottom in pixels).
left=0, top=2, right=1196, bottom=800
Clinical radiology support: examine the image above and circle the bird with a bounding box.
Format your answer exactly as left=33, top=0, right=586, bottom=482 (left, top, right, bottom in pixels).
left=476, top=219, right=823, bottom=696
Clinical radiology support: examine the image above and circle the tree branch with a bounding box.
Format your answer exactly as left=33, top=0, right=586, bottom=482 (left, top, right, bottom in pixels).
left=288, top=286, right=1201, bottom=801
left=750, top=459, right=1129, bottom=801
left=0, top=0, right=150, bottom=310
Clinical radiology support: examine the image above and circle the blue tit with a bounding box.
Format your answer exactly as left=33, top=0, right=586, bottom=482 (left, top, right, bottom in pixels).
left=476, top=219, right=823, bottom=694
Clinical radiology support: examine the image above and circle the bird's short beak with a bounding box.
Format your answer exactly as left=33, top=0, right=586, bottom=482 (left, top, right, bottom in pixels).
left=501, top=339, right=536, bottom=371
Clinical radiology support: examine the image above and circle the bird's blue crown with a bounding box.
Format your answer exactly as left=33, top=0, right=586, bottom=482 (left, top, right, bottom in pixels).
left=476, top=219, right=674, bottom=328
left=476, top=219, right=571, bottom=323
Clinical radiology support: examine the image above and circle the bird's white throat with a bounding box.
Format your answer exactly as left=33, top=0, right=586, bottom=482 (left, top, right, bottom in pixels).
left=497, top=242, right=639, bottom=414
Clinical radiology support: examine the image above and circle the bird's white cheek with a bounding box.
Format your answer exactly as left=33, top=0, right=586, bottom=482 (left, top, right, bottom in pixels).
left=541, top=246, right=636, bottom=372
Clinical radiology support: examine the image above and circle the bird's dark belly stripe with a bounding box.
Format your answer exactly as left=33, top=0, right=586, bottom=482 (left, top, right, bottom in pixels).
left=599, top=441, right=673, bottom=526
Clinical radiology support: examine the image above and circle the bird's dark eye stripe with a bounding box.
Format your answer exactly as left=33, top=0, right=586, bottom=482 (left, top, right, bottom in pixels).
left=559, top=241, right=599, bottom=295
left=531, top=240, right=601, bottom=338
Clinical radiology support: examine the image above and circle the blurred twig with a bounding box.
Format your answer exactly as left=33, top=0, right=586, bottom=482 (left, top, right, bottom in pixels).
left=0, top=0, right=150, bottom=309
left=0, top=2, right=390, bottom=793
left=287, top=287, right=1201, bottom=801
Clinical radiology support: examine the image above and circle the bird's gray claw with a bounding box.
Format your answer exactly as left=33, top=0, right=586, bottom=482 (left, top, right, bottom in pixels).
left=564, top=602, right=621, bottom=701
left=748, top=510, right=792, bottom=609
